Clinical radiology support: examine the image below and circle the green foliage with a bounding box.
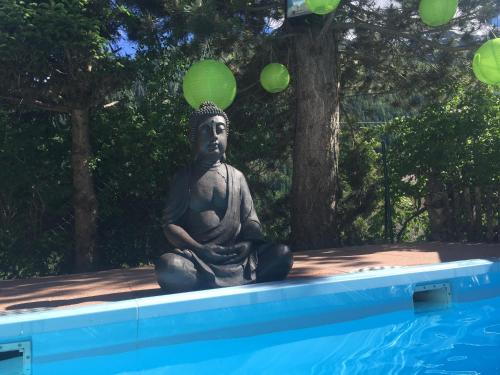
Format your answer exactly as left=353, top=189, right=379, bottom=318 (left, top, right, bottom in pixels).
left=0, top=108, right=73, bottom=278
left=392, top=196, right=429, bottom=242
left=388, top=81, right=500, bottom=190
left=228, top=62, right=294, bottom=243
left=0, top=0, right=143, bottom=273
left=387, top=80, right=500, bottom=241
left=1, top=0, right=107, bottom=56
left=1, top=0, right=499, bottom=278
left=0, top=45, right=296, bottom=277
left=91, top=50, right=193, bottom=268
left=0, top=0, right=133, bottom=108
left=0, top=48, right=193, bottom=277
left=336, top=129, right=430, bottom=245
left=337, top=126, right=383, bottom=245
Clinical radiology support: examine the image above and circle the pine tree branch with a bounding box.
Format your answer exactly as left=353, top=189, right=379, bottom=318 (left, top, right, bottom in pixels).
left=247, top=4, right=278, bottom=13
left=344, top=19, right=476, bottom=52
left=396, top=206, right=427, bottom=242
left=239, top=81, right=259, bottom=94
left=346, top=2, right=485, bottom=33
left=315, top=12, right=481, bottom=52
left=0, top=95, right=70, bottom=113
left=319, top=12, right=336, bottom=39
left=345, top=3, right=386, bottom=22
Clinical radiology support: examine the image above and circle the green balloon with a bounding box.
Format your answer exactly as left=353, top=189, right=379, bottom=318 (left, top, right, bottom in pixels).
left=305, top=0, right=341, bottom=15
left=473, top=38, right=500, bottom=86
left=419, top=0, right=457, bottom=27
left=260, top=63, right=290, bottom=93
left=182, top=60, right=237, bottom=110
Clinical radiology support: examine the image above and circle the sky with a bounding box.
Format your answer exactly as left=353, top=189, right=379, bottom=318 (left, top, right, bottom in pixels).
left=114, top=28, right=138, bottom=57
left=116, top=40, right=137, bottom=57
left=492, top=14, right=500, bottom=27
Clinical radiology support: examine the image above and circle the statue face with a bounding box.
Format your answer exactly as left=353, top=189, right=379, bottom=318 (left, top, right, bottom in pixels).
left=195, top=115, right=227, bottom=162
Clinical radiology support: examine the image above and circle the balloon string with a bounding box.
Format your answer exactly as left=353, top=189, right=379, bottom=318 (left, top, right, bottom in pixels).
left=202, top=38, right=213, bottom=59
left=492, top=14, right=499, bottom=37
left=487, top=16, right=498, bottom=38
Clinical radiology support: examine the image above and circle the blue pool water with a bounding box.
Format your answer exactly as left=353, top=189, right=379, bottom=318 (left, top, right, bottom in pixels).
left=138, top=296, right=500, bottom=374
left=70, top=296, right=499, bottom=374
left=1, top=260, right=500, bottom=374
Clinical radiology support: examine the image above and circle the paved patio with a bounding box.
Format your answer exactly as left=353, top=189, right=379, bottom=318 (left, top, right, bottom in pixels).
left=1, top=242, right=499, bottom=313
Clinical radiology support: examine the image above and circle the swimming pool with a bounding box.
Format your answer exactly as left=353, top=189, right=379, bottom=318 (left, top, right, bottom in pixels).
left=1, top=259, right=499, bottom=374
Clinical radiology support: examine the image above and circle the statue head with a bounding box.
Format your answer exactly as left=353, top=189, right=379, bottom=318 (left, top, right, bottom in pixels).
left=189, top=101, right=229, bottom=163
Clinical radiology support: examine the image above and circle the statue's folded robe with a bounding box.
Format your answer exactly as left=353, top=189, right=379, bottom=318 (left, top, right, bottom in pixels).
left=163, top=164, right=265, bottom=287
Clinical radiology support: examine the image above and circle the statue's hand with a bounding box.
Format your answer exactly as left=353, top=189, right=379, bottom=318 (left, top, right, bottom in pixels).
left=197, top=244, right=237, bottom=265
left=222, top=241, right=253, bottom=264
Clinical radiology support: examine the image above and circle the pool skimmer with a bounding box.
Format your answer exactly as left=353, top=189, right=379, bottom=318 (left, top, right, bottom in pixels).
left=413, top=283, right=452, bottom=313
left=0, top=341, right=31, bottom=375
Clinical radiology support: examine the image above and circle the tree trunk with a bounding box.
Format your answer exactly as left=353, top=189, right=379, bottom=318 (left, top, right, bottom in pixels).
left=71, top=108, right=98, bottom=272
left=291, top=24, right=341, bottom=250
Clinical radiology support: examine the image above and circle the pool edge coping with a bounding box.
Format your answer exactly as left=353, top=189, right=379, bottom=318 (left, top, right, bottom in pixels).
left=1, top=258, right=499, bottom=340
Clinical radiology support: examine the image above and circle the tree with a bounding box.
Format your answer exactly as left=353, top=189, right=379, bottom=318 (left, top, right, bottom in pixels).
left=388, top=80, right=500, bottom=242
left=0, top=0, right=133, bottom=271
left=288, top=1, right=498, bottom=248
left=0, top=46, right=198, bottom=278
left=0, top=108, right=74, bottom=278
left=127, top=0, right=497, bottom=250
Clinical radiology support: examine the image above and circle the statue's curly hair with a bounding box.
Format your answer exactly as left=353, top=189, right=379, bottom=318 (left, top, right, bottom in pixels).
left=189, top=101, right=229, bottom=144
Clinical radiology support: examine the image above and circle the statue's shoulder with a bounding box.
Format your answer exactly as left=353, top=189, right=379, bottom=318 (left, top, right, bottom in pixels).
left=225, top=164, right=245, bottom=180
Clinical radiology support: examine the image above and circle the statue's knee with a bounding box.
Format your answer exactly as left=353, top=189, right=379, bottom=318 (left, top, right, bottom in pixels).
left=257, top=243, right=293, bottom=282
left=155, top=253, right=198, bottom=293
left=156, top=253, right=186, bottom=271
left=274, top=244, right=293, bottom=269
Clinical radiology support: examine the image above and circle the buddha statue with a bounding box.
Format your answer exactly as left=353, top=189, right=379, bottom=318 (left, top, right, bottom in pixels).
left=155, top=101, right=293, bottom=293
